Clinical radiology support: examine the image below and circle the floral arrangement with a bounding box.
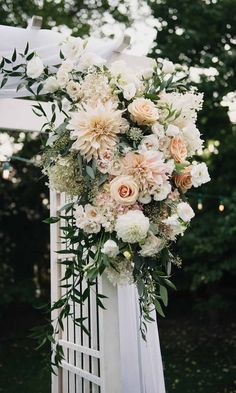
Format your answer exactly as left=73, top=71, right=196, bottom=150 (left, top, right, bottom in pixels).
left=0, top=36, right=210, bottom=354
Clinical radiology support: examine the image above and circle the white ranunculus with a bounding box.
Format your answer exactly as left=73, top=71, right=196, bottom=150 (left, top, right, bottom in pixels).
left=166, top=124, right=180, bottom=137
left=101, top=240, right=119, bottom=258
left=191, top=163, right=211, bottom=187
left=162, top=59, right=175, bottom=74
left=56, top=69, right=70, bottom=88
left=140, top=232, right=165, bottom=257
left=177, top=202, right=195, bottom=222
left=153, top=182, right=172, bottom=201
left=26, top=56, right=44, bottom=79
left=43, top=76, right=59, bottom=94
left=182, top=122, right=203, bottom=155
left=122, top=83, right=136, bottom=100
left=162, top=214, right=185, bottom=239
left=115, top=210, right=150, bottom=244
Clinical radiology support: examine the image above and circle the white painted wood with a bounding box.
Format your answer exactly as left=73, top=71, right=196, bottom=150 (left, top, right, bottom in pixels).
left=0, top=98, right=65, bottom=132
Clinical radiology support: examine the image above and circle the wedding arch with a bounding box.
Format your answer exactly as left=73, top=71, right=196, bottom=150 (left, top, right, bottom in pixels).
left=0, top=17, right=166, bottom=393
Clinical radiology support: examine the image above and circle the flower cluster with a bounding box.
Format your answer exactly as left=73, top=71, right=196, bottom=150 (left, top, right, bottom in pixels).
left=0, top=37, right=210, bottom=330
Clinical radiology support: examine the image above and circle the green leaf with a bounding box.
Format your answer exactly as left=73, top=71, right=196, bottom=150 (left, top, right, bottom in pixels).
left=160, top=285, right=168, bottom=306
left=11, top=49, right=17, bottom=62
left=43, top=216, right=60, bottom=224
left=154, top=299, right=165, bottom=317
left=86, top=165, right=95, bottom=179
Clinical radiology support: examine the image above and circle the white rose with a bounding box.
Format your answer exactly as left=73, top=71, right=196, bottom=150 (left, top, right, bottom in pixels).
left=182, top=122, right=203, bottom=155
left=162, top=60, right=175, bottom=74
left=191, top=163, right=210, bottom=187
left=166, top=124, right=180, bottom=137
left=153, top=182, right=171, bottom=201
left=26, top=56, right=44, bottom=79
left=177, top=202, right=195, bottom=222
left=56, top=69, right=70, bottom=88
left=140, top=66, right=155, bottom=80
left=140, top=232, right=165, bottom=257
left=101, top=240, right=119, bottom=258
left=61, top=36, right=85, bottom=59
left=139, top=134, right=159, bottom=152
left=43, top=76, right=59, bottom=93
left=122, top=83, right=136, bottom=100
left=115, top=210, right=150, bottom=244
left=66, top=80, right=81, bottom=100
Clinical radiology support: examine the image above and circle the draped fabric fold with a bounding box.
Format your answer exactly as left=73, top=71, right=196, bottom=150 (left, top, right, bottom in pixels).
left=0, top=24, right=123, bottom=98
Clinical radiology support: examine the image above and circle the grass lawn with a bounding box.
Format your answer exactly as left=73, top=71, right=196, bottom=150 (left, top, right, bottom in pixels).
left=0, top=305, right=235, bottom=393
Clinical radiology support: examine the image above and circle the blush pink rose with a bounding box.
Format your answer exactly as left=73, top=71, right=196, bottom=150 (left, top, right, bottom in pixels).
left=110, top=175, right=139, bottom=205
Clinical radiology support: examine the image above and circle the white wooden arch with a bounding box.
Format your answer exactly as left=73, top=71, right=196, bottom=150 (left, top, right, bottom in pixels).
left=0, top=19, right=165, bottom=393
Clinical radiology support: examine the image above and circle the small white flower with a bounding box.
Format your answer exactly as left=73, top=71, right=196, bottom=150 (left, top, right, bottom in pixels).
left=56, top=69, right=70, bottom=88
left=163, top=214, right=185, bottom=239
left=140, top=66, right=155, bottom=80
left=138, top=192, right=152, bottom=204
left=122, top=83, right=136, bottom=100
left=140, top=232, right=165, bottom=257
left=43, top=76, right=59, bottom=94
left=177, top=202, right=195, bottom=222
left=139, top=134, right=159, bottom=152
left=26, top=56, right=44, bottom=79
left=101, top=240, right=119, bottom=258
left=191, top=163, right=210, bottom=187
left=166, top=124, right=180, bottom=137
left=59, top=59, right=74, bottom=73
left=66, top=80, right=81, bottom=100
left=78, top=52, right=106, bottom=71
left=152, top=182, right=171, bottom=201
left=162, top=59, right=175, bottom=74
left=115, top=210, right=150, bottom=244
left=151, top=123, right=165, bottom=138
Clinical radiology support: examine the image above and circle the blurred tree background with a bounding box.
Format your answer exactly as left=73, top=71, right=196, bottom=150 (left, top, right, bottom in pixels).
left=0, top=1, right=236, bottom=392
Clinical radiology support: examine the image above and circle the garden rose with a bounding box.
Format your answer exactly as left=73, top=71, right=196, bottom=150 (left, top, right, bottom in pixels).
left=174, top=166, right=192, bottom=193
left=128, top=98, right=159, bottom=125
left=66, top=80, right=81, bottom=100
left=110, top=175, right=139, bottom=205
left=177, top=202, right=195, bottom=222
left=43, top=76, right=59, bottom=93
left=140, top=232, right=165, bottom=257
left=101, top=240, right=119, bottom=257
left=170, top=135, right=188, bottom=163
left=191, top=163, right=211, bottom=187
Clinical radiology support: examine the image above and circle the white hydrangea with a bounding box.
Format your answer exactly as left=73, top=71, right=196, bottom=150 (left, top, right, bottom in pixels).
left=177, top=202, right=195, bottom=222
left=182, top=122, right=203, bottom=155
left=101, top=240, right=119, bottom=258
left=77, top=51, right=106, bottom=72
left=191, top=163, right=211, bottom=187
left=115, top=210, right=150, bottom=243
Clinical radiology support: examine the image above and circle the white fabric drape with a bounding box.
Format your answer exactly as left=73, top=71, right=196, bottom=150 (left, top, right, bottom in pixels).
left=0, top=24, right=166, bottom=393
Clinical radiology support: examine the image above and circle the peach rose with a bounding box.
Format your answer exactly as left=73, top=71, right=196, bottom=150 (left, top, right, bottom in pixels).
left=110, top=175, right=139, bottom=205
left=174, top=166, right=192, bottom=193
left=128, top=98, right=159, bottom=125
left=170, top=135, right=188, bottom=163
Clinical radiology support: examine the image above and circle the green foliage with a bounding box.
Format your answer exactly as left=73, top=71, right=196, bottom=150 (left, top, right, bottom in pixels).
left=148, top=0, right=236, bottom=296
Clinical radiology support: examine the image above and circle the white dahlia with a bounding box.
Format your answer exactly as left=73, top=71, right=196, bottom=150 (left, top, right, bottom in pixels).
left=68, top=102, right=127, bottom=161
left=115, top=210, right=150, bottom=244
